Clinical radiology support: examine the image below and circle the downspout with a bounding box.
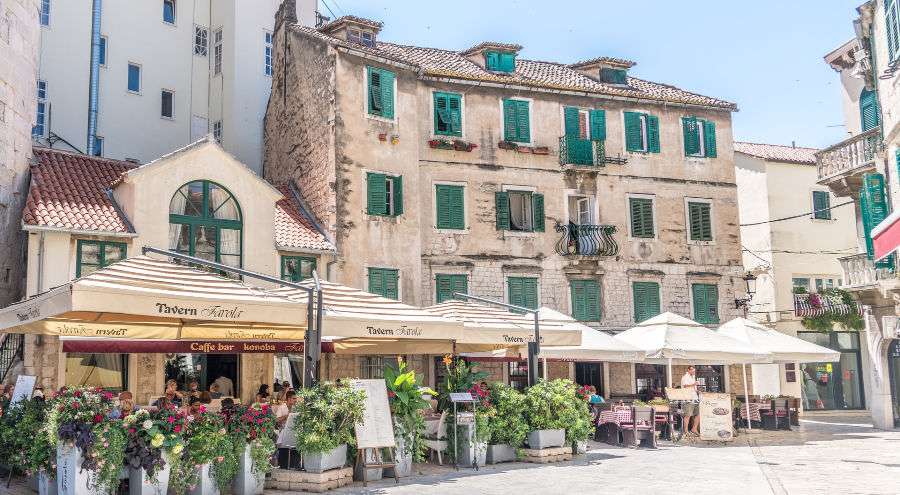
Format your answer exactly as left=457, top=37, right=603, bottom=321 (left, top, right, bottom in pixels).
left=86, top=0, right=102, bottom=155
left=36, top=232, right=45, bottom=294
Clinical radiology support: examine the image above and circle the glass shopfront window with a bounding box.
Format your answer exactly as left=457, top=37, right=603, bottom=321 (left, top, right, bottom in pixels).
left=65, top=353, right=128, bottom=393
left=635, top=364, right=667, bottom=401
left=798, top=332, right=865, bottom=410
left=575, top=362, right=603, bottom=394
left=695, top=365, right=724, bottom=393
left=164, top=353, right=239, bottom=398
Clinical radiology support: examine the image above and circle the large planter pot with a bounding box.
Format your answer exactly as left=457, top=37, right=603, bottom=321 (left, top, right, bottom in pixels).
left=457, top=425, right=486, bottom=467
left=526, top=429, right=565, bottom=450
left=188, top=463, right=219, bottom=495
left=383, top=431, right=412, bottom=478
left=129, top=452, right=171, bottom=495
left=56, top=444, right=94, bottom=495
left=232, top=445, right=264, bottom=495
left=353, top=448, right=383, bottom=482
left=36, top=470, right=58, bottom=495
left=572, top=440, right=588, bottom=455
left=302, top=444, right=347, bottom=474
left=486, top=444, right=517, bottom=464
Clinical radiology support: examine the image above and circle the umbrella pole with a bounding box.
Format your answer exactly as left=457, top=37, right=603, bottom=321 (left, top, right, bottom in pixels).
left=742, top=363, right=751, bottom=431
left=542, top=357, right=547, bottom=380
left=667, top=357, right=672, bottom=388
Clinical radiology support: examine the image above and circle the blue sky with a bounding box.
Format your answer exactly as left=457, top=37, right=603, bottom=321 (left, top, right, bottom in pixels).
left=319, top=0, right=864, bottom=149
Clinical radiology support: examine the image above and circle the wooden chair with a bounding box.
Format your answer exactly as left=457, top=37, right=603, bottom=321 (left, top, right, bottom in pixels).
left=620, top=407, right=656, bottom=449
left=761, top=398, right=790, bottom=430
left=423, top=410, right=448, bottom=464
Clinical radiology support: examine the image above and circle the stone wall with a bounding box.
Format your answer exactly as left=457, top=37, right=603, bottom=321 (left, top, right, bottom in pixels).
left=547, top=361, right=571, bottom=381
left=0, top=0, right=39, bottom=306
left=21, top=336, right=59, bottom=391
left=608, top=362, right=634, bottom=395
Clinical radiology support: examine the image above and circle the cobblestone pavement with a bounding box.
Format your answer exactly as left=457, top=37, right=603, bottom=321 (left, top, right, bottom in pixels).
left=4, top=413, right=897, bottom=494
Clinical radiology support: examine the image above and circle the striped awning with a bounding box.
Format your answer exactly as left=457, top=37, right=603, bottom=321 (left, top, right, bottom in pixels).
left=0, top=256, right=307, bottom=340
left=423, top=301, right=583, bottom=347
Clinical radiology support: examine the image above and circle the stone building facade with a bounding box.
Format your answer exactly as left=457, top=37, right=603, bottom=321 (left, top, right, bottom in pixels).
left=0, top=0, right=39, bottom=307
left=264, top=3, right=748, bottom=396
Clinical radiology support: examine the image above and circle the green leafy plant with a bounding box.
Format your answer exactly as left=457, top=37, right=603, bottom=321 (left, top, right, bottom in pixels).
left=437, top=355, right=488, bottom=410
left=800, top=288, right=864, bottom=331
left=523, top=379, right=592, bottom=443
left=384, top=357, right=437, bottom=462
left=0, top=397, right=54, bottom=476
left=486, top=383, right=527, bottom=448
left=169, top=410, right=228, bottom=495
left=292, top=382, right=366, bottom=454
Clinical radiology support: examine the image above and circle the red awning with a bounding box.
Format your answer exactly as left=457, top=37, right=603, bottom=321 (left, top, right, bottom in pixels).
left=873, top=209, right=900, bottom=261
left=61, top=339, right=335, bottom=354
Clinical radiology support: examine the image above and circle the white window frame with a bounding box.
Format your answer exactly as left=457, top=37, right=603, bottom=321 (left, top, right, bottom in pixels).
left=559, top=107, right=592, bottom=140
left=684, top=197, right=715, bottom=245
left=213, top=28, right=223, bottom=76
left=194, top=25, right=208, bottom=57
left=99, top=35, right=108, bottom=67
left=563, top=190, right=598, bottom=225
left=682, top=116, right=707, bottom=158
left=433, top=180, right=469, bottom=233
left=431, top=90, right=466, bottom=140
left=363, top=66, right=398, bottom=123
left=810, top=188, right=833, bottom=221
left=384, top=176, right=395, bottom=216
left=499, top=96, right=533, bottom=145
left=161, top=89, right=175, bottom=120
left=626, top=193, right=657, bottom=240
left=126, top=62, right=142, bottom=94
left=501, top=184, right=537, bottom=234
left=364, top=265, right=401, bottom=300
left=163, top=0, right=176, bottom=25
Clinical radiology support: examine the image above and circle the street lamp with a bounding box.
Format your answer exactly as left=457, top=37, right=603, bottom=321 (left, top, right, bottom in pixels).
left=734, top=272, right=757, bottom=310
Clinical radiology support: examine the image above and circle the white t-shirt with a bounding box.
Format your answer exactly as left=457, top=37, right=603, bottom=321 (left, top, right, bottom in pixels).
left=273, top=403, right=290, bottom=419
left=681, top=372, right=699, bottom=400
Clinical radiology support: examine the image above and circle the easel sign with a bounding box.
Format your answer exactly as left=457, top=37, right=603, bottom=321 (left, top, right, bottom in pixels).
left=664, top=386, right=697, bottom=402
left=699, top=392, right=733, bottom=442
left=10, top=375, right=36, bottom=407
left=348, top=379, right=399, bottom=486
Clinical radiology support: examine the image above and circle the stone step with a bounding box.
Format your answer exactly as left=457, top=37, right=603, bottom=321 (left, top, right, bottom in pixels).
left=266, top=467, right=354, bottom=492
left=522, top=447, right=571, bottom=457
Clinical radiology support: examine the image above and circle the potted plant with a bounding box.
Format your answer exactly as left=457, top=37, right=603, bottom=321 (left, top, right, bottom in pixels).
left=567, top=384, right=594, bottom=454
left=533, top=146, right=550, bottom=155
left=383, top=357, right=437, bottom=477
left=647, top=397, right=670, bottom=413
left=122, top=406, right=185, bottom=495
left=0, top=397, right=56, bottom=494
left=523, top=379, right=589, bottom=450
left=437, top=357, right=491, bottom=466
left=46, top=387, right=127, bottom=494
left=485, top=383, right=527, bottom=464
left=226, top=403, right=277, bottom=495
left=293, top=382, right=365, bottom=473
left=497, top=140, right=518, bottom=151
left=168, top=409, right=228, bottom=495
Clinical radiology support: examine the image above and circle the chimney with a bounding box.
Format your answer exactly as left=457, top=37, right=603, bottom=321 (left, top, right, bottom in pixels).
left=792, top=141, right=796, bottom=148
left=275, top=0, right=297, bottom=33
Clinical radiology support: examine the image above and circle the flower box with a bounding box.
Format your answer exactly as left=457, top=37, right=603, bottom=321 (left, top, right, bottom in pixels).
left=533, top=146, right=550, bottom=155
left=232, top=445, right=264, bottom=495
left=497, top=140, right=518, bottom=151
left=517, top=146, right=533, bottom=154
left=428, top=139, right=454, bottom=150
left=486, top=444, right=517, bottom=464
left=302, top=444, right=347, bottom=474
left=128, top=451, right=171, bottom=495
left=56, top=445, right=93, bottom=495
left=188, top=464, right=218, bottom=495
left=526, top=429, right=565, bottom=450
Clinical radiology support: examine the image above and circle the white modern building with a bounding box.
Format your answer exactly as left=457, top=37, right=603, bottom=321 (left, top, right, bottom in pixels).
left=33, top=0, right=317, bottom=172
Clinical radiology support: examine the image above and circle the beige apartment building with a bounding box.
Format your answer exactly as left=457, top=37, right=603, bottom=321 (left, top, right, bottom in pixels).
left=264, top=2, right=750, bottom=396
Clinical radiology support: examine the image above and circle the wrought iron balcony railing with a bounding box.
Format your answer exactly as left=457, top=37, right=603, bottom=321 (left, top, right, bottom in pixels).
left=558, top=137, right=627, bottom=167
left=816, top=127, right=883, bottom=182
left=555, top=222, right=619, bottom=257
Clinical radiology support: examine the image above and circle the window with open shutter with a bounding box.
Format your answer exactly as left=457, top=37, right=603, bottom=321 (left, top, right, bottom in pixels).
left=703, top=120, right=717, bottom=157
left=589, top=109, right=606, bottom=141
left=688, top=201, right=712, bottom=241
left=495, top=191, right=510, bottom=230
left=624, top=112, right=643, bottom=152
left=366, top=172, right=387, bottom=216
left=632, top=281, right=660, bottom=323
left=692, top=284, right=719, bottom=324
left=629, top=197, right=654, bottom=238
left=508, top=277, right=538, bottom=310
left=564, top=107, right=581, bottom=137
left=368, top=267, right=399, bottom=299
left=436, top=184, right=465, bottom=230
left=860, top=173, right=894, bottom=269
left=367, top=66, right=394, bottom=119
left=812, top=191, right=831, bottom=220
left=436, top=274, right=468, bottom=303
left=570, top=279, right=601, bottom=321
left=532, top=193, right=545, bottom=232
left=860, top=89, right=880, bottom=131
left=646, top=115, right=660, bottom=153
left=434, top=92, right=462, bottom=136
left=683, top=117, right=701, bottom=156
left=393, top=176, right=403, bottom=215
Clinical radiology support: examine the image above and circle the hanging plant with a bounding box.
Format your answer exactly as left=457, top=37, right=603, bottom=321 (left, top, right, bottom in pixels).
left=800, top=288, right=864, bottom=332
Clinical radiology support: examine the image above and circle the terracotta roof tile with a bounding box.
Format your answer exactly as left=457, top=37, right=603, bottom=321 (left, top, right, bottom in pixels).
left=24, top=148, right=134, bottom=233
left=274, top=184, right=335, bottom=252
left=459, top=41, right=523, bottom=56
left=297, top=25, right=736, bottom=111
left=734, top=142, right=818, bottom=165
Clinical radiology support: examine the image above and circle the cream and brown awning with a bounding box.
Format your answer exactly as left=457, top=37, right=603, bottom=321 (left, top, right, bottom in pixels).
left=0, top=256, right=307, bottom=340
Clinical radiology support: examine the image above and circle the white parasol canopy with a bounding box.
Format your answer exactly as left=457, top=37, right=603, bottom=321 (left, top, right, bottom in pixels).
left=716, top=318, right=841, bottom=363
left=534, top=328, right=645, bottom=362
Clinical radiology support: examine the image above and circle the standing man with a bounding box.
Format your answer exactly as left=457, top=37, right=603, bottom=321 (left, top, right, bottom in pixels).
left=680, top=365, right=700, bottom=435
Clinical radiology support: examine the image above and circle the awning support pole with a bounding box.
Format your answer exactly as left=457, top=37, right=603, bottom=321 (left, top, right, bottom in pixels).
left=743, top=363, right=752, bottom=431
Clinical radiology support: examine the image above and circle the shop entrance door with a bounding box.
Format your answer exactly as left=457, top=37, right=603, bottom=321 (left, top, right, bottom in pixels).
left=165, top=353, right=240, bottom=398
left=575, top=362, right=603, bottom=393
left=888, top=340, right=900, bottom=426
left=797, top=332, right=865, bottom=410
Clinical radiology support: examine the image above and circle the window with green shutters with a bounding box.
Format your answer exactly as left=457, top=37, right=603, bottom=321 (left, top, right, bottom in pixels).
left=632, top=281, right=660, bottom=323
left=692, top=283, right=719, bottom=324
left=624, top=111, right=659, bottom=153
left=812, top=191, right=831, bottom=220
left=629, top=197, right=655, bottom=238
left=508, top=277, right=538, bottom=310
left=435, top=274, right=468, bottom=303
left=366, top=172, right=402, bottom=217
left=76, top=240, right=127, bottom=277
left=485, top=51, right=515, bottom=72
left=368, top=267, right=399, bottom=300
left=281, top=256, right=316, bottom=282
left=435, top=184, right=465, bottom=230
left=687, top=201, right=713, bottom=241
left=366, top=66, right=395, bottom=119
left=434, top=92, right=462, bottom=136
left=502, top=99, right=530, bottom=143
left=682, top=116, right=717, bottom=158
left=887, top=0, right=900, bottom=62
left=495, top=190, right=544, bottom=232
left=860, top=89, right=880, bottom=132
left=860, top=172, right=894, bottom=269
left=570, top=279, right=601, bottom=321
left=599, top=68, right=627, bottom=84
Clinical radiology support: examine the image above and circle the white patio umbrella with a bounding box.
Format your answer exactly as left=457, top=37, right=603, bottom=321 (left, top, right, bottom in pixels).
left=615, top=312, right=772, bottom=430
left=534, top=328, right=645, bottom=362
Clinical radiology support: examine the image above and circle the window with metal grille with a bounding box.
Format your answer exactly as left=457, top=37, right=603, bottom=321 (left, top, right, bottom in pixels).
left=213, top=28, right=223, bottom=75
left=33, top=80, right=47, bottom=137
left=161, top=90, right=174, bottom=118
left=163, top=0, right=176, bottom=24
left=194, top=26, right=208, bottom=56
left=264, top=31, right=273, bottom=76
left=360, top=356, right=397, bottom=379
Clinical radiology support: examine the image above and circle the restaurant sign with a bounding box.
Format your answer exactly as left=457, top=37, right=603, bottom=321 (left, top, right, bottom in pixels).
left=62, top=339, right=314, bottom=354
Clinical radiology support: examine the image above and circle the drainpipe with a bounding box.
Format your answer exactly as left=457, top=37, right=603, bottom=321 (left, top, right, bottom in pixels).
left=86, top=0, right=102, bottom=155
left=36, top=232, right=45, bottom=294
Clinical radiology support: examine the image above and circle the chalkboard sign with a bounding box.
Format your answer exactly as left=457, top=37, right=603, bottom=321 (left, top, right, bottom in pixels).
left=349, top=379, right=396, bottom=449
left=699, top=392, right=733, bottom=442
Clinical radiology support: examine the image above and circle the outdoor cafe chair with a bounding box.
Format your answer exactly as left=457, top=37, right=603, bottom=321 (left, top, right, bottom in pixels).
left=620, top=406, right=657, bottom=449
left=423, top=410, right=448, bottom=465
left=760, top=398, right=790, bottom=431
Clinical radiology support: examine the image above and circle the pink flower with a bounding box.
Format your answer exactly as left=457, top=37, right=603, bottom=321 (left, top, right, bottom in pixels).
left=198, top=405, right=206, bottom=413
left=174, top=425, right=182, bottom=433
left=167, top=416, right=175, bottom=423
left=256, top=418, right=263, bottom=425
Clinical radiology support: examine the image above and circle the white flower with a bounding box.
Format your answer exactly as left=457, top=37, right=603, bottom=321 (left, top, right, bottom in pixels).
left=142, top=420, right=153, bottom=430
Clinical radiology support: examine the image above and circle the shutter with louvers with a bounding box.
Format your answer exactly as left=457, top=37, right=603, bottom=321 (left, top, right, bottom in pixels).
left=571, top=280, right=600, bottom=321
left=368, top=268, right=384, bottom=296
left=860, top=89, right=880, bottom=131
left=532, top=193, right=545, bottom=232
left=692, top=284, right=707, bottom=323
left=486, top=51, right=500, bottom=70
left=571, top=281, right=586, bottom=320
left=564, top=107, right=580, bottom=137
left=692, top=284, right=719, bottom=324
left=624, top=112, right=642, bottom=151
left=495, top=191, right=510, bottom=230
left=508, top=277, right=524, bottom=308
left=503, top=100, right=518, bottom=141
left=393, top=175, right=403, bottom=216
left=812, top=191, right=831, bottom=220
left=647, top=115, right=660, bottom=153
left=703, top=120, right=717, bottom=157
left=380, top=69, right=395, bottom=119
left=448, top=94, right=462, bottom=135
left=515, top=100, right=530, bottom=142
left=436, top=274, right=468, bottom=303
left=688, top=202, right=712, bottom=241
left=499, top=52, right=516, bottom=72
left=436, top=185, right=451, bottom=228
left=632, top=281, right=660, bottom=323
left=384, top=269, right=399, bottom=299
left=368, top=67, right=382, bottom=115
left=449, top=186, right=464, bottom=229
left=366, top=172, right=387, bottom=215
left=523, top=278, right=538, bottom=309
left=589, top=109, right=606, bottom=141
left=862, top=173, right=891, bottom=267
left=683, top=117, right=700, bottom=156
left=630, top=198, right=654, bottom=238
left=434, top=93, right=449, bottom=134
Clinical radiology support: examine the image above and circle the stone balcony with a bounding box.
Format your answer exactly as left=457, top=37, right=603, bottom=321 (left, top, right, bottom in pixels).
left=816, top=127, right=883, bottom=198
left=837, top=252, right=900, bottom=306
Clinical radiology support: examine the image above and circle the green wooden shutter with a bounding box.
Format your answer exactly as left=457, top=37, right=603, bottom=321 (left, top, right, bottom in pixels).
left=508, top=277, right=523, bottom=308
left=860, top=89, right=880, bottom=131
left=812, top=191, right=831, bottom=220
left=384, top=269, right=399, bottom=299
left=692, top=284, right=719, bottom=324
left=646, top=115, right=660, bottom=153
left=532, top=193, right=545, bottom=232
left=515, top=100, right=530, bottom=142
left=436, top=274, right=468, bottom=303
left=367, top=67, right=382, bottom=115
left=523, top=278, right=538, bottom=309
left=703, top=120, right=717, bottom=157
left=632, top=281, right=660, bottom=323
left=380, top=69, right=395, bottom=119
left=589, top=109, right=606, bottom=141
left=366, top=172, right=387, bottom=215
left=499, top=52, right=516, bottom=72
left=630, top=198, right=654, bottom=238
left=564, top=107, right=580, bottom=137
left=861, top=173, right=890, bottom=263
left=624, top=111, right=642, bottom=151
left=448, top=94, right=462, bottom=135
left=436, top=185, right=464, bottom=229
left=368, top=268, right=384, bottom=296
left=495, top=191, right=510, bottom=230
left=485, top=51, right=500, bottom=70
left=393, top=175, right=403, bottom=216
left=503, top=100, right=518, bottom=141
left=890, top=1, right=899, bottom=62
left=683, top=117, right=700, bottom=156
left=434, top=93, right=448, bottom=134
left=435, top=185, right=451, bottom=228
left=571, top=280, right=600, bottom=321
left=688, top=202, right=712, bottom=241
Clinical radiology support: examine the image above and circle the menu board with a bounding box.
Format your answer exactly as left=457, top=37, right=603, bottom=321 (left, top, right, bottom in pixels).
left=699, top=392, right=733, bottom=442
left=10, top=375, right=36, bottom=406
left=349, top=379, right=396, bottom=449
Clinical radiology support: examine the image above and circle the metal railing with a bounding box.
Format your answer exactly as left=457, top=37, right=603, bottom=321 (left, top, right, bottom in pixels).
left=816, top=127, right=883, bottom=182
left=838, top=252, right=895, bottom=288
left=559, top=136, right=603, bottom=166
left=0, top=333, right=23, bottom=383
left=555, top=223, right=619, bottom=257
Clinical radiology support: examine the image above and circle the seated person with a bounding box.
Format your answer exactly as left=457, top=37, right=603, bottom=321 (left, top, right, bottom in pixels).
left=209, top=383, right=223, bottom=399
left=198, top=391, right=212, bottom=404
left=182, top=396, right=203, bottom=416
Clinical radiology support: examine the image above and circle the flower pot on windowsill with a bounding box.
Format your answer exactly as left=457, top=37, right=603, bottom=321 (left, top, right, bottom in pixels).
left=486, top=444, right=517, bottom=464
left=232, top=444, right=264, bottom=495
left=517, top=146, right=533, bottom=154
left=188, top=463, right=218, bottom=495
left=302, top=444, right=347, bottom=474
left=498, top=141, right=518, bottom=151
left=526, top=429, right=565, bottom=450
left=452, top=140, right=477, bottom=152
left=128, top=451, right=171, bottom=495
left=533, top=146, right=550, bottom=155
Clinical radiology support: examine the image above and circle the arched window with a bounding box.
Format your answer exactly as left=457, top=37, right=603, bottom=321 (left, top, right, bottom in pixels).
left=169, top=180, right=242, bottom=268
left=860, top=88, right=880, bottom=132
